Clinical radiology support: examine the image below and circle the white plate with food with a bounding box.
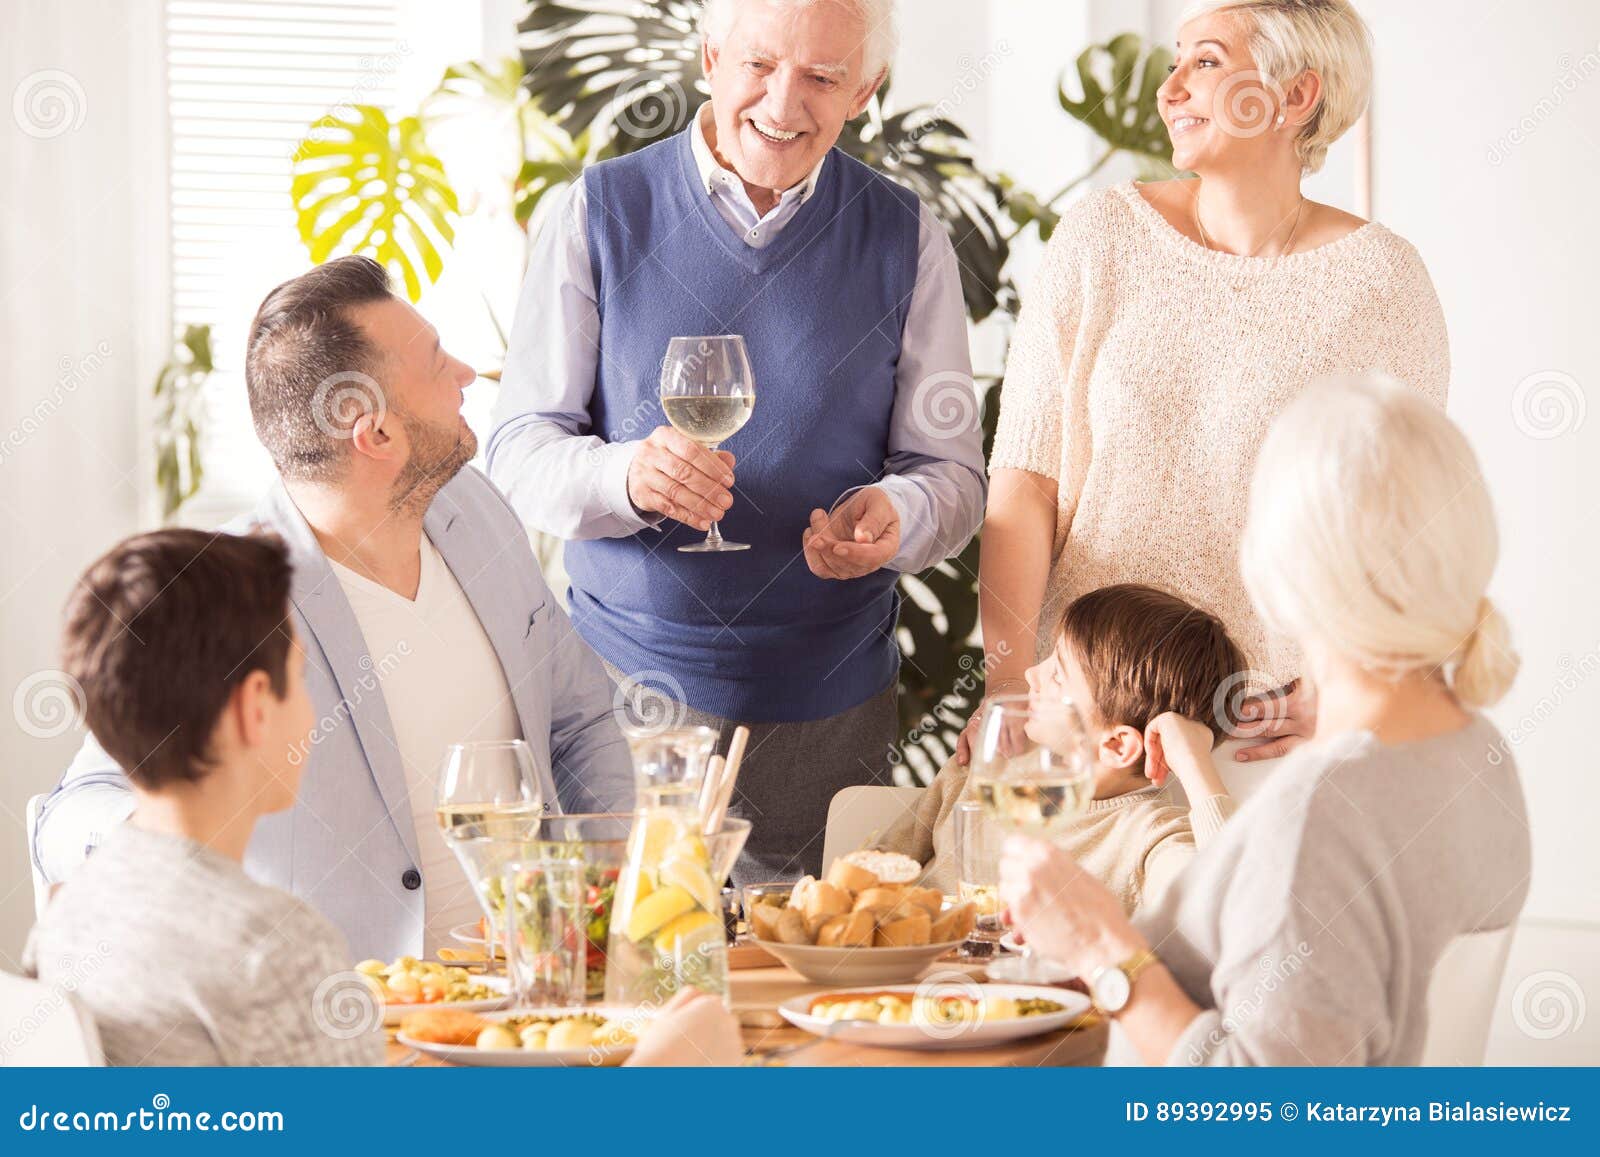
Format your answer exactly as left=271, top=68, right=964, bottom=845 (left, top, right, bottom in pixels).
left=397, top=1006, right=644, bottom=1067
left=354, top=957, right=512, bottom=1026
left=746, top=851, right=978, bottom=984
left=778, top=982, right=1090, bottom=1051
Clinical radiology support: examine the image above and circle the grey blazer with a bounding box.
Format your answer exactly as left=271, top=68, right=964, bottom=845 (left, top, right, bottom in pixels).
left=32, top=467, right=635, bottom=960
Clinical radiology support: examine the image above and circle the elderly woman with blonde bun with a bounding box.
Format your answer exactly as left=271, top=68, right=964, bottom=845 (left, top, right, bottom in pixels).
left=997, top=374, right=1530, bottom=1066
left=962, top=0, right=1449, bottom=770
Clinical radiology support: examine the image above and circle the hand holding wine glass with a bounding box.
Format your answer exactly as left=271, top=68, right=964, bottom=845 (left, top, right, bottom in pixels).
left=658, top=335, right=756, bottom=553
left=624, top=426, right=736, bottom=533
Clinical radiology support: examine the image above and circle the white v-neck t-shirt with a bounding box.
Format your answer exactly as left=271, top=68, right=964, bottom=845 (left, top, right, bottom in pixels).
left=329, top=535, right=522, bottom=954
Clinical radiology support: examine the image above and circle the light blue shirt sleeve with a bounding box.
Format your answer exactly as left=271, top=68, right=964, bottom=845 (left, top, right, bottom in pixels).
left=874, top=202, right=988, bottom=574
left=487, top=181, right=663, bottom=541
left=487, top=180, right=987, bottom=574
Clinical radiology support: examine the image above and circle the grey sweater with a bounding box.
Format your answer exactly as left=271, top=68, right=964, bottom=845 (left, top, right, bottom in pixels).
left=1132, top=715, right=1529, bottom=1065
left=24, top=824, right=382, bottom=1066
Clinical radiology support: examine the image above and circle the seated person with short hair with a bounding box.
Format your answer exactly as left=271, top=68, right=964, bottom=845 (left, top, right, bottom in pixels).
left=24, top=529, right=382, bottom=1066
left=883, top=583, right=1245, bottom=911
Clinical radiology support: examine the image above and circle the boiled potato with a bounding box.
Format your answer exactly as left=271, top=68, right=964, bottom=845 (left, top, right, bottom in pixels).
left=518, top=1025, right=549, bottom=1050
left=547, top=1019, right=594, bottom=1050
left=476, top=1024, right=519, bottom=1050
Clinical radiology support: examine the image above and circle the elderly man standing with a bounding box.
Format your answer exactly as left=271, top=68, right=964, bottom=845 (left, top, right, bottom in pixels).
left=488, top=0, right=983, bottom=881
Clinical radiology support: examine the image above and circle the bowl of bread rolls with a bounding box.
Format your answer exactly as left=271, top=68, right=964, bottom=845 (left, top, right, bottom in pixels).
left=745, top=851, right=977, bottom=985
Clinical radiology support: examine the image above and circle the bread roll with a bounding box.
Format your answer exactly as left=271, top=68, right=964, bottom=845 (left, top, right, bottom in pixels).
left=931, top=901, right=977, bottom=943
left=816, top=909, right=874, bottom=948
left=851, top=886, right=904, bottom=914
left=903, top=886, right=943, bottom=917
left=774, top=907, right=812, bottom=945
left=825, top=858, right=878, bottom=895
left=874, top=910, right=932, bottom=947
left=801, top=880, right=851, bottom=924
left=749, top=903, right=785, bottom=942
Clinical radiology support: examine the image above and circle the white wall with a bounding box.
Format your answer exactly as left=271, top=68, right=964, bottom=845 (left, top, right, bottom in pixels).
left=1355, top=0, right=1599, bottom=930
left=0, top=0, right=167, bottom=965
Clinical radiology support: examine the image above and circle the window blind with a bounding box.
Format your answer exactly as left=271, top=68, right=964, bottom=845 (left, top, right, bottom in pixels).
left=165, top=0, right=403, bottom=523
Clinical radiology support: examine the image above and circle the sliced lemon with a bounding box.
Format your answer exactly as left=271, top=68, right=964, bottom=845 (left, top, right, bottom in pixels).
left=663, top=833, right=709, bottom=867
left=625, top=884, right=695, bottom=942
left=653, top=908, right=718, bottom=958
left=636, top=810, right=682, bottom=871
left=658, top=857, right=716, bottom=907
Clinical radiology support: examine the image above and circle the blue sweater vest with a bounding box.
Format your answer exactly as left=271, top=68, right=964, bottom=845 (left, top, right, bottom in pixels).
left=564, top=126, right=921, bottom=722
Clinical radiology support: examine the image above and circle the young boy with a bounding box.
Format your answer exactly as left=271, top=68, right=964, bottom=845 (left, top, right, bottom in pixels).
left=882, top=583, right=1245, bottom=913
left=23, top=529, right=381, bottom=1066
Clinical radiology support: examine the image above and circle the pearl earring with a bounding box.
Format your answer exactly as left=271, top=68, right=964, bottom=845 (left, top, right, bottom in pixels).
left=1276, top=114, right=1286, bottom=127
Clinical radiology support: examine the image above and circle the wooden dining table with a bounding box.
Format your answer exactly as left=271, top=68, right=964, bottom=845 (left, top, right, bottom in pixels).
left=388, top=951, right=1107, bottom=1068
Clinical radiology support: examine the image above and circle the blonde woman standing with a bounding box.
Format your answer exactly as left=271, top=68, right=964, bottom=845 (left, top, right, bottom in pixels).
left=1000, top=374, right=1529, bottom=1064
left=962, top=0, right=1448, bottom=767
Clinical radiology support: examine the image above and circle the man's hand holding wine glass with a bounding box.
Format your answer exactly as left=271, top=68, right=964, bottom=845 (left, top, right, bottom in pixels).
left=625, top=425, right=736, bottom=532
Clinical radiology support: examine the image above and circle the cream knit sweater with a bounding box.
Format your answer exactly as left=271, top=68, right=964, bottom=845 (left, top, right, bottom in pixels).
left=990, top=181, right=1450, bottom=680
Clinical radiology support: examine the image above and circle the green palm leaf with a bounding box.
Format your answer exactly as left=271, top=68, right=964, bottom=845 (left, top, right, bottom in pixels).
left=1058, top=32, right=1174, bottom=161
left=291, top=105, right=459, bottom=301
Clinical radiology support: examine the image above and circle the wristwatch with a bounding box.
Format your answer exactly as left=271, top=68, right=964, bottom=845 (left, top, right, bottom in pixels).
left=1088, top=949, right=1161, bottom=1016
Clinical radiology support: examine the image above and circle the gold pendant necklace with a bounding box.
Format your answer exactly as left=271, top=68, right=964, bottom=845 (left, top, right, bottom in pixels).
left=1195, top=196, right=1307, bottom=292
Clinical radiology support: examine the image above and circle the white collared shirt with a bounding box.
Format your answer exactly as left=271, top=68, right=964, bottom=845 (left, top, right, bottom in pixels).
left=687, top=102, right=827, bottom=249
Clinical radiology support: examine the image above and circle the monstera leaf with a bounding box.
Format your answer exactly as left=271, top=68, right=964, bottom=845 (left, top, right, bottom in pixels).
left=838, top=98, right=1011, bottom=323
left=291, top=105, right=459, bottom=301
left=516, top=0, right=706, bottom=154
left=1059, top=32, right=1174, bottom=162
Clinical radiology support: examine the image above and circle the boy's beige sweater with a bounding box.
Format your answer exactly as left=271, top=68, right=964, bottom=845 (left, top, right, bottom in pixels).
left=880, top=756, right=1236, bottom=914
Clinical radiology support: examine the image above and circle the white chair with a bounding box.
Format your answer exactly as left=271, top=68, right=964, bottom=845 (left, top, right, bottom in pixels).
left=26, top=794, right=50, bottom=917
left=1420, top=925, right=1516, bottom=1065
left=820, top=785, right=925, bottom=875
left=0, top=971, right=104, bottom=1066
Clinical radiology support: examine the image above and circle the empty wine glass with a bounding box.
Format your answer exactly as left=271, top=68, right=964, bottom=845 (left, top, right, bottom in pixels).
left=660, top=335, right=755, bottom=553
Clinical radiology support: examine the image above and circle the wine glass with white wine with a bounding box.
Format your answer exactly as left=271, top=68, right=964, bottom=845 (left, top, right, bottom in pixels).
left=660, top=335, right=755, bottom=553
left=435, top=740, right=545, bottom=962
left=970, top=694, right=1096, bottom=983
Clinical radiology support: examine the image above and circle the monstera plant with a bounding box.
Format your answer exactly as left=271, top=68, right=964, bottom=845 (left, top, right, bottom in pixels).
left=280, top=2, right=1174, bottom=779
